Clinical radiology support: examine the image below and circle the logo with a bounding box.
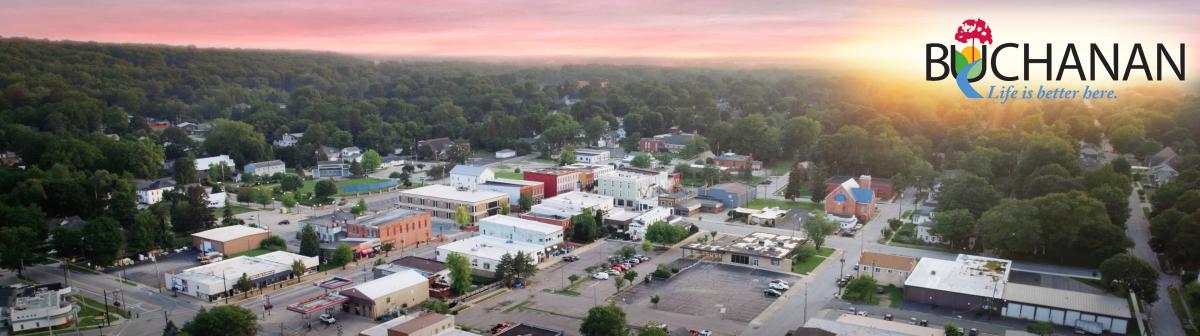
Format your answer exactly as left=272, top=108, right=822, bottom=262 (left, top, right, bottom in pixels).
left=952, top=19, right=991, bottom=98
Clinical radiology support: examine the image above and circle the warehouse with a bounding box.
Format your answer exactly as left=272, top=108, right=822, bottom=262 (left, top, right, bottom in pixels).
left=166, top=251, right=317, bottom=301
left=339, top=269, right=430, bottom=319
left=191, top=225, right=271, bottom=256
left=1001, top=283, right=1130, bottom=334
left=903, top=254, right=1011, bottom=312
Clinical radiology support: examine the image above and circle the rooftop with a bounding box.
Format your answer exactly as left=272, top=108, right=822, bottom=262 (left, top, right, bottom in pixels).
left=495, top=323, right=565, bottom=336
left=709, top=182, right=752, bottom=194
left=451, top=165, right=492, bottom=177
left=247, top=160, right=285, bottom=168
left=388, top=256, right=446, bottom=275
left=388, top=313, right=453, bottom=335
left=134, top=178, right=176, bottom=190
left=480, top=215, right=562, bottom=234
left=437, top=236, right=544, bottom=261
left=1002, top=283, right=1131, bottom=318
left=858, top=252, right=918, bottom=272
left=684, top=232, right=804, bottom=259
left=175, top=252, right=316, bottom=285
left=357, top=208, right=426, bottom=228
left=904, top=254, right=1011, bottom=299
left=401, top=184, right=506, bottom=203
left=191, top=225, right=269, bottom=242
left=485, top=178, right=543, bottom=187
left=340, top=269, right=426, bottom=301
left=527, top=168, right=580, bottom=176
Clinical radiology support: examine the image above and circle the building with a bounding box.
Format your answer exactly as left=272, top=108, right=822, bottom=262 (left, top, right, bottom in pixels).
left=374, top=256, right=449, bottom=283
left=385, top=313, right=458, bottom=336
left=495, top=149, right=516, bottom=159
left=435, top=236, right=545, bottom=274
left=681, top=232, right=805, bottom=272
left=191, top=225, right=271, bottom=256
left=523, top=168, right=582, bottom=198
left=341, top=146, right=363, bottom=162
left=493, top=323, right=565, bottom=336
left=166, top=251, right=317, bottom=301
left=597, top=168, right=671, bottom=210
left=803, top=314, right=942, bottom=336
left=417, top=138, right=460, bottom=161
left=206, top=190, right=227, bottom=208
left=449, top=165, right=494, bottom=190
left=697, top=182, right=755, bottom=209
left=177, top=122, right=213, bottom=140
left=638, top=129, right=696, bottom=153
left=715, top=152, right=762, bottom=171
left=625, top=207, right=674, bottom=241
left=523, top=191, right=616, bottom=229
left=1147, top=146, right=1180, bottom=169
left=903, top=254, right=1011, bottom=311
left=344, top=208, right=433, bottom=249
left=312, top=160, right=351, bottom=178
left=824, top=175, right=877, bottom=221
left=478, top=215, right=564, bottom=249
left=2, top=283, right=74, bottom=332
left=855, top=252, right=918, bottom=288
left=563, top=163, right=615, bottom=191
left=195, top=155, right=235, bottom=175
left=732, top=207, right=788, bottom=226
left=1148, top=162, right=1179, bottom=185
left=479, top=179, right=545, bottom=208
left=825, top=175, right=895, bottom=200
left=244, top=160, right=286, bottom=177
left=274, top=132, right=303, bottom=147
left=397, top=185, right=507, bottom=224
left=339, top=270, right=429, bottom=319
left=301, top=210, right=355, bottom=242
left=1000, top=283, right=1130, bottom=334
left=574, top=149, right=611, bottom=164
left=134, top=178, right=176, bottom=205
left=321, top=238, right=381, bottom=262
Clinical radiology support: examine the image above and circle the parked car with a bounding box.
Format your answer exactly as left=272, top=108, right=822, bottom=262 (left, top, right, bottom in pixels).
left=855, top=310, right=868, bottom=317
left=883, top=314, right=893, bottom=321
left=771, top=279, right=789, bottom=286
left=639, top=256, right=650, bottom=262
left=319, top=314, right=337, bottom=324
left=967, top=328, right=978, bottom=336
left=278, top=219, right=290, bottom=225
left=919, top=320, right=928, bottom=327
left=763, top=289, right=782, bottom=298
left=768, top=282, right=790, bottom=291
left=607, top=269, right=621, bottom=276
left=563, top=255, right=580, bottom=262
left=593, top=272, right=610, bottom=280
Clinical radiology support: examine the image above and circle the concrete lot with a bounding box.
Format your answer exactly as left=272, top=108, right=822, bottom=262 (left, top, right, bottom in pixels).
left=112, top=249, right=200, bottom=289
left=615, top=262, right=801, bottom=323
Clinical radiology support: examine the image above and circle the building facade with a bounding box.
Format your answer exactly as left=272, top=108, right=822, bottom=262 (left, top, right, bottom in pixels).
left=449, top=165, right=494, bottom=190
left=339, top=270, right=429, bottom=319
left=191, top=225, right=271, bottom=256
left=312, top=160, right=351, bottom=178
left=824, top=176, right=877, bottom=221
left=3, top=284, right=74, bottom=332
left=855, top=252, right=918, bottom=288
left=697, top=183, right=755, bottom=209
left=134, top=178, right=176, bottom=205
left=478, top=215, right=564, bottom=249
left=574, top=149, right=611, bottom=164
left=344, top=208, right=433, bottom=249
left=523, top=169, right=581, bottom=198
left=397, top=185, right=506, bottom=224
left=596, top=168, right=669, bottom=210
left=244, top=160, right=286, bottom=177
left=478, top=179, right=545, bottom=208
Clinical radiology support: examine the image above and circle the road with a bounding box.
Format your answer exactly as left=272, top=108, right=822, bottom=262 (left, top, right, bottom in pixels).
left=1127, top=184, right=1185, bottom=335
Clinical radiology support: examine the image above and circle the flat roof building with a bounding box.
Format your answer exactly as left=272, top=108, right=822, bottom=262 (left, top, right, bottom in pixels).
left=2, top=283, right=74, bottom=332
left=166, top=251, right=317, bottom=301
left=191, top=225, right=271, bottom=256
left=1001, top=283, right=1130, bottom=334
left=340, top=270, right=429, bottom=319
left=478, top=215, right=564, bottom=249
left=397, top=185, right=506, bottom=225
left=903, top=254, right=1011, bottom=311
left=479, top=178, right=545, bottom=207
left=346, top=208, right=433, bottom=249
left=434, top=236, right=544, bottom=275
left=682, top=232, right=804, bottom=272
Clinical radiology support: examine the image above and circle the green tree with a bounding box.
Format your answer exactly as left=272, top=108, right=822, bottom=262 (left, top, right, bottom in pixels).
left=221, top=195, right=239, bottom=226
left=781, top=116, right=821, bottom=160
left=944, top=324, right=962, bottom=336
left=784, top=164, right=803, bottom=200
left=559, top=147, right=577, bottom=166
left=939, top=174, right=1001, bottom=217
left=614, top=275, right=625, bottom=290
left=803, top=211, right=835, bottom=250
left=260, top=235, right=287, bottom=251
left=351, top=198, right=367, bottom=215
left=446, top=252, right=473, bottom=295
left=842, top=276, right=878, bottom=303
left=361, top=149, right=382, bottom=172
left=580, top=304, right=627, bottom=336
left=174, top=155, right=198, bottom=185
left=930, top=209, right=975, bottom=250
left=495, top=253, right=516, bottom=286
left=500, top=198, right=510, bottom=215
left=235, top=273, right=253, bottom=292
left=290, top=259, right=306, bottom=279
left=639, top=325, right=669, bottom=336
left=1089, top=185, right=1131, bottom=228
left=631, top=153, right=653, bottom=168
left=280, top=192, right=297, bottom=209
left=299, top=224, right=320, bottom=257
left=584, top=116, right=608, bottom=145
left=623, top=270, right=638, bottom=283
left=0, top=227, right=39, bottom=275
left=331, top=243, right=354, bottom=269
left=203, top=119, right=270, bottom=166
left=182, top=305, right=259, bottom=336
left=519, top=192, right=533, bottom=211
left=978, top=199, right=1042, bottom=257
left=130, top=210, right=162, bottom=253
left=447, top=142, right=471, bottom=164
left=808, top=166, right=829, bottom=202
left=1149, top=208, right=1200, bottom=270
left=454, top=205, right=471, bottom=227
left=641, top=240, right=653, bottom=252
left=314, top=180, right=337, bottom=201
left=645, top=221, right=688, bottom=244
left=1099, top=253, right=1160, bottom=303
left=82, top=216, right=125, bottom=267
left=279, top=174, right=303, bottom=192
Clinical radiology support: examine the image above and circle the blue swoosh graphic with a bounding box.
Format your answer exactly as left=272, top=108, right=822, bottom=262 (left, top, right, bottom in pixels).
left=956, top=60, right=983, bottom=98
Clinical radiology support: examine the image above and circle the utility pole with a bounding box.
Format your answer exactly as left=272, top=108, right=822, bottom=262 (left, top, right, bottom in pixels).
left=103, top=290, right=111, bottom=327
left=222, top=272, right=230, bottom=304
left=804, top=287, right=809, bottom=323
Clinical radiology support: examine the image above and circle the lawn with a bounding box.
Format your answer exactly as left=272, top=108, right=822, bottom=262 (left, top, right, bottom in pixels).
left=495, top=170, right=524, bottom=180
left=746, top=198, right=819, bottom=210
left=298, top=177, right=391, bottom=197
left=792, top=247, right=835, bottom=274
left=214, top=205, right=256, bottom=218
left=885, top=285, right=904, bottom=308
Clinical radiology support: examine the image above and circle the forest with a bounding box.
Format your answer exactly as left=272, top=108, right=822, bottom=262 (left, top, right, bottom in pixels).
left=1, top=37, right=1199, bottom=272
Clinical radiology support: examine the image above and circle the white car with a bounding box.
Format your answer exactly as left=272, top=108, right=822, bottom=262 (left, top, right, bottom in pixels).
left=593, top=272, right=610, bottom=280
left=319, top=313, right=337, bottom=324
left=768, top=282, right=790, bottom=291
left=770, top=279, right=789, bottom=286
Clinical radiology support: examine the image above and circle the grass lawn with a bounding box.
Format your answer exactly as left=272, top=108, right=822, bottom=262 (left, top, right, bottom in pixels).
left=230, top=248, right=273, bottom=258
left=214, top=205, right=256, bottom=218
left=885, top=285, right=904, bottom=308
left=495, top=170, right=524, bottom=180
left=298, top=177, right=390, bottom=197
left=792, top=248, right=834, bottom=274
left=746, top=198, right=819, bottom=210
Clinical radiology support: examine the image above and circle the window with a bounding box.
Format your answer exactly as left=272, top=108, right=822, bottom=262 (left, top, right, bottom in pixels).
left=875, top=267, right=881, bottom=272
left=751, top=258, right=759, bottom=266
left=471, top=259, right=478, bottom=266
left=731, top=254, right=750, bottom=264
left=484, top=263, right=491, bottom=270
left=771, top=258, right=780, bottom=266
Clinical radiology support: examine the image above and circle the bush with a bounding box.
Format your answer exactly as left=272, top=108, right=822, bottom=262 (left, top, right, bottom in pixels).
left=645, top=221, right=689, bottom=244
left=887, top=219, right=903, bottom=230
left=1026, top=321, right=1054, bottom=335
left=843, top=276, right=879, bottom=304
left=260, top=235, right=287, bottom=251
left=793, top=244, right=817, bottom=262
left=651, top=294, right=661, bottom=305
left=619, top=246, right=636, bottom=259
left=671, top=267, right=679, bottom=273
left=652, top=264, right=672, bottom=279
left=426, top=300, right=451, bottom=314
left=568, top=274, right=580, bottom=282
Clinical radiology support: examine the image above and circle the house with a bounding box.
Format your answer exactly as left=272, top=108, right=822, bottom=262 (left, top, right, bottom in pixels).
left=274, top=132, right=303, bottom=147
left=177, top=122, right=212, bottom=141
left=2, top=283, right=74, bottom=332
left=574, top=149, right=611, bottom=164
left=244, top=160, right=286, bottom=177
left=146, top=118, right=171, bottom=130
left=1148, top=163, right=1179, bottom=185
left=523, top=168, right=582, bottom=198
left=697, top=182, right=756, bottom=209
left=381, top=154, right=404, bottom=168
left=523, top=191, right=616, bottom=229
left=913, top=207, right=939, bottom=244
left=825, top=175, right=895, bottom=200
left=495, top=149, right=517, bottom=159
left=715, top=152, right=762, bottom=171
left=479, top=179, right=545, bottom=209
left=855, top=252, right=918, bottom=288
left=824, top=175, right=877, bottom=221
left=694, top=150, right=717, bottom=164
left=417, top=138, right=457, bottom=161
left=345, top=208, right=433, bottom=249
left=134, top=178, right=176, bottom=205
left=0, top=151, right=22, bottom=168
left=301, top=210, right=356, bottom=242
left=450, top=165, right=494, bottom=190
left=1080, top=143, right=1103, bottom=170
left=341, top=147, right=363, bottom=163
left=312, top=160, right=351, bottom=178
left=195, top=155, right=236, bottom=176
left=166, top=251, right=317, bottom=301
left=397, top=185, right=506, bottom=225
left=339, top=270, right=429, bottom=319
left=191, top=225, right=271, bottom=256
left=597, top=168, right=671, bottom=210
left=638, top=129, right=696, bottom=153
left=1147, top=146, right=1180, bottom=169
left=681, top=232, right=804, bottom=272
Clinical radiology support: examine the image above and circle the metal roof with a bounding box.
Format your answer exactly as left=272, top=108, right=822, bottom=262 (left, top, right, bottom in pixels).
left=1002, top=283, right=1131, bottom=318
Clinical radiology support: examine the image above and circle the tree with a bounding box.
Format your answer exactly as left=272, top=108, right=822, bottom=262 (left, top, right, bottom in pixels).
left=938, top=174, right=1001, bottom=217
left=496, top=253, right=516, bottom=286
left=944, top=324, right=962, bottom=336
left=351, top=198, right=367, bottom=215
left=781, top=116, right=821, bottom=160
left=130, top=210, right=162, bottom=253
left=978, top=199, right=1042, bottom=258
left=203, top=119, right=270, bottom=166
left=221, top=195, right=239, bottom=226
left=641, top=240, right=653, bottom=252
left=290, top=260, right=306, bottom=279
left=235, top=273, right=253, bottom=292
left=519, top=192, right=533, bottom=211
left=580, top=304, right=627, bottom=336
left=279, top=174, right=303, bottom=192
left=331, top=243, right=353, bottom=269
left=500, top=198, right=510, bottom=215
left=808, top=166, right=829, bottom=202
left=631, top=153, right=653, bottom=168
left=614, top=276, right=625, bottom=290
left=930, top=209, right=975, bottom=250
left=623, top=270, right=638, bottom=283
left=639, top=325, right=668, bottom=336
left=584, top=116, right=608, bottom=145
left=182, top=305, right=258, bottom=336
left=280, top=192, right=297, bottom=209
left=645, top=221, right=688, bottom=244
left=446, top=252, right=473, bottom=295
left=1149, top=208, right=1200, bottom=270
left=299, top=224, right=320, bottom=257
left=107, top=190, right=139, bottom=227
left=174, top=155, right=198, bottom=185
left=361, top=149, right=382, bottom=172
left=558, top=147, right=577, bottom=166
left=515, top=251, right=537, bottom=279
left=350, top=161, right=364, bottom=176
left=784, top=165, right=804, bottom=200
left=1112, top=157, right=1132, bottom=176
left=571, top=208, right=601, bottom=243
left=260, top=235, right=287, bottom=251
left=1089, top=185, right=1131, bottom=227
left=619, top=246, right=637, bottom=259
left=454, top=205, right=471, bottom=227
left=0, top=227, right=39, bottom=275
left=650, top=294, right=661, bottom=305
left=1099, top=253, right=1159, bottom=303
left=314, top=180, right=337, bottom=201
left=82, top=216, right=125, bottom=267
left=842, top=276, right=878, bottom=303
left=803, top=211, right=835, bottom=250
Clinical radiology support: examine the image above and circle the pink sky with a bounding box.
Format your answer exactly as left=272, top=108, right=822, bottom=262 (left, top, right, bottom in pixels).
left=2, top=0, right=1198, bottom=68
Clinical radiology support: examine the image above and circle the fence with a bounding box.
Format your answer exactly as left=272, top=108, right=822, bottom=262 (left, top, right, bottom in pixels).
left=339, top=180, right=397, bottom=193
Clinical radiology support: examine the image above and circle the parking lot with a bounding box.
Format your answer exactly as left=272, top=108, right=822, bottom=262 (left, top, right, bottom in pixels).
left=615, top=261, right=801, bottom=323
left=111, top=249, right=200, bottom=288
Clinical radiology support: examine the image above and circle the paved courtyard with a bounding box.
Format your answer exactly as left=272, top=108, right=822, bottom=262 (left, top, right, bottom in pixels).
left=615, top=262, right=800, bottom=323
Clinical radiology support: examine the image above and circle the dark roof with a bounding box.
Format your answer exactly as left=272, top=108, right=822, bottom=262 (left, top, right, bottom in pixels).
left=495, top=323, right=564, bottom=336
left=389, top=313, right=452, bottom=335
left=418, top=137, right=454, bottom=152
left=390, top=256, right=446, bottom=274
left=789, top=327, right=836, bottom=336
left=657, top=133, right=693, bottom=146
left=135, top=178, right=176, bottom=190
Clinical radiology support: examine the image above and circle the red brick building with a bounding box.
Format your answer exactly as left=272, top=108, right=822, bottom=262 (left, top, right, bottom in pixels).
left=824, top=175, right=877, bottom=221
left=824, top=175, right=895, bottom=200
left=638, top=129, right=695, bottom=153
left=523, top=169, right=581, bottom=198
left=345, top=208, right=432, bottom=249
left=715, top=152, right=762, bottom=171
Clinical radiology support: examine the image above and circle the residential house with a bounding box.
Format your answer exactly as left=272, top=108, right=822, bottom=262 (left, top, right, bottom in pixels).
left=697, top=182, right=756, bottom=209
left=195, top=155, right=236, bottom=177
left=638, top=128, right=696, bottom=153
left=134, top=178, right=176, bottom=205
left=1147, top=147, right=1182, bottom=185
left=341, top=147, right=363, bottom=163
left=1148, top=147, right=1181, bottom=168
left=417, top=138, right=459, bottom=161
left=715, top=152, right=762, bottom=171
left=244, top=160, right=286, bottom=177
left=855, top=252, right=918, bottom=288
left=339, top=270, right=429, bottom=319
left=1149, top=163, right=1179, bottom=185
left=824, top=175, right=877, bottom=221
left=177, top=122, right=212, bottom=141
left=450, top=165, right=494, bottom=190
left=396, top=185, right=506, bottom=224
left=312, top=160, right=351, bottom=178
left=625, top=207, right=673, bottom=241
left=274, top=132, right=303, bottom=147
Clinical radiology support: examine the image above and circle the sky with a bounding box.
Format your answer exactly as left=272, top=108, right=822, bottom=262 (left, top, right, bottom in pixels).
left=2, top=0, right=1199, bottom=74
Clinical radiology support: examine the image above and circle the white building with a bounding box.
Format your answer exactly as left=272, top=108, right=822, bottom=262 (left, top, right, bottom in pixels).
left=434, top=236, right=545, bottom=274
left=449, top=165, right=494, bottom=190
left=206, top=191, right=227, bottom=208
left=574, top=149, right=611, bottom=164
left=341, top=147, right=363, bottom=163
left=564, top=163, right=615, bottom=176
left=274, top=132, right=303, bottom=147
left=478, top=215, right=563, bottom=249
left=528, top=191, right=615, bottom=219
left=626, top=207, right=673, bottom=241
left=3, top=283, right=74, bottom=332
left=134, top=178, right=176, bottom=205
left=495, top=149, right=516, bottom=159
left=195, top=155, right=235, bottom=174
left=597, top=168, right=670, bottom=210
left=478, top=178, right=545, bottom=205
left=165, top=251, right=317, bottom=301
left=244, top=160, right=286, bottom=177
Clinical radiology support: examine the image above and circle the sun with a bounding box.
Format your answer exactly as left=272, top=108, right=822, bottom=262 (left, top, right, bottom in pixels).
left=960, top=46, right=981, bottom=63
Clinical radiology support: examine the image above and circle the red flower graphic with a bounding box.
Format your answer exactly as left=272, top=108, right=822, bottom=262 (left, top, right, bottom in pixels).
left=954, top=19, right=992, bottom=46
